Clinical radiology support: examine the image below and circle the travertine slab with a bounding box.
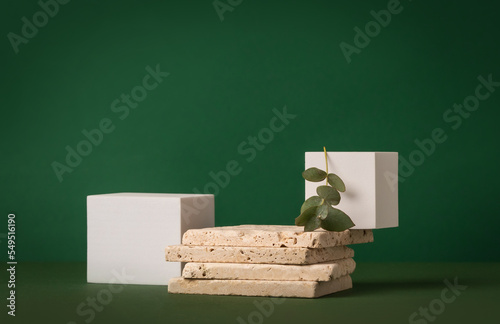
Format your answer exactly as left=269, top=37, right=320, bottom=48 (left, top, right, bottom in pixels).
left=182, top=258, right=356, bottom=281
left=168, top=275, right=352, bottom=298
left=165, top=245, right=354, bottom=265
left=182, top=225, right=373, bottom=248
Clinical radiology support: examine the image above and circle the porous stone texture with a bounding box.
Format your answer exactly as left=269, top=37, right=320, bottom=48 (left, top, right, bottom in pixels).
left=182, top=258, right=356, bottom=281
left=168, top=275, right=352, bottom=298
left=165, top=245, right=354, bottom=265
left=182, top=225, right=373, bottom=248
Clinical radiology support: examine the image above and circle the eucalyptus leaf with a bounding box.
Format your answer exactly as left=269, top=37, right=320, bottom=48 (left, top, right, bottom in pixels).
left=316, top=185, right=341, bottom=205
left=300, top=196, right=323, bottom=213
left=302, top=167, right=327, bottom=182
left=320, top=207, right=355, bottom=231
left=295, top=206, right=317, bottom=226
left=304, top=215, right=321, bottom=232
left=316, top=204, right=329, bottom=220
left=327, top=173, right=346, bottom=192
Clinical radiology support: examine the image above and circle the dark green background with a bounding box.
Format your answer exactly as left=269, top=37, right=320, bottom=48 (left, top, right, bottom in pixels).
left=1, top=0, right=499, bottom=263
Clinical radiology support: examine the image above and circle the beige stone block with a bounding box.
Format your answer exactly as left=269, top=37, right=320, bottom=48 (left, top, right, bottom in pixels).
left=182, top=225, right=373, bottom=248
left=182, top=258, right=356, bottom=281
left=165, top=245, right=354, bottom=265
left=168, top=275, right=352, bottom=298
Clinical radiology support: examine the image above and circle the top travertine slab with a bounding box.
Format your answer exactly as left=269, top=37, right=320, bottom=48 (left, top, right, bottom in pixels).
left=182, top=225, right=373, bottom=248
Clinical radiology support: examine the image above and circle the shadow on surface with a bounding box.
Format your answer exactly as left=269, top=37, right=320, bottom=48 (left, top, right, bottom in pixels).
left=329, top=277, right=489, bottom=298
left=350, top=280, right=445, bottom=297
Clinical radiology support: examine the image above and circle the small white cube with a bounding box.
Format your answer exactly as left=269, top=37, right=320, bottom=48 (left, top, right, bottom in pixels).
left=305, top=152, right=398, bottom=229
left=87, top=193, right=214, bottom=285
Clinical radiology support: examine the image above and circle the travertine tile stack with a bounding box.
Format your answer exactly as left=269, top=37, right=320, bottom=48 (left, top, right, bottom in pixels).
left=165, top=225, right=373, bottom=298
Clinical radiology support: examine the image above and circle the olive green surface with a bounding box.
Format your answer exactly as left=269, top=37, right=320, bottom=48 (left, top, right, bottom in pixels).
left=1, top=262, right=498, bottom=323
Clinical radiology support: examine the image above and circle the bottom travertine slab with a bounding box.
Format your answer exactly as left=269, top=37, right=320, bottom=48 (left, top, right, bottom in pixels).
left=168, top=275, right=352, bottom=298
left=182, top=258, right=356, bottom=281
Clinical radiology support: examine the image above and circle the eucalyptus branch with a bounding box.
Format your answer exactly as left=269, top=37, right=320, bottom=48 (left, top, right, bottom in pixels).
left=324, top=146, right=328, bottom=186
left=296, top=147, right=354, bottom=232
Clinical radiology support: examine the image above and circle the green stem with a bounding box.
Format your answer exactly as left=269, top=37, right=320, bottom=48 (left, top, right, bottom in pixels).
left=323, top=146, right=328, bottom=186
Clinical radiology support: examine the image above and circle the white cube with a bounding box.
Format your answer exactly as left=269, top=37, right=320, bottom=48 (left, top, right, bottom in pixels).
left=87, top=193, right=214, bottom=285
left=305, top=152, right=398, bottom=229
